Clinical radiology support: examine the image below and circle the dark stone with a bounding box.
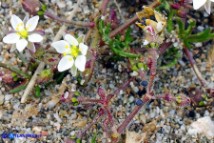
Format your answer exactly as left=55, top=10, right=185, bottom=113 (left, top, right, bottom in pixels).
left=141, top=80, right=148, bottom=87
left=137, top=88, right=146, bottom=97
left=188, top=110, right=196, bottom=118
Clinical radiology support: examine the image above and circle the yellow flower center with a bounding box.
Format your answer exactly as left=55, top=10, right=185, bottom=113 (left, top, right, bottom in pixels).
left=18, top=29, right=28, bottom=39
left=62, top=45, right=80, bottom=59
left=71, top=45, right=79, bottom=58
left=16, top=23, right=28, bottom=39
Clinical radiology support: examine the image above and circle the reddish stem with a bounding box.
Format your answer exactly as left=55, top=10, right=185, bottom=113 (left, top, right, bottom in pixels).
left=77, top=113, right=102, bottom=139
left=117, top=93, right=153, bottom=134
left=158, top=42, right=173, bottom=55
left=183, top=47, right=207, bottom=86
left=99, top=0, right=110, bottom=15
left=113, top=77, right=135, bottom=97
left=147, top=49, right=158, bottom=94
left=117, top=97, right=151, bottom=134
left=78, top=97, right=101, bottom=104
left=117, top=106, right=142, bottom=134
left=109, top=15, right=138, bottom=38
left=109, top=1, right=161, bottom=38
left=45, top=11, right=95, bottom=28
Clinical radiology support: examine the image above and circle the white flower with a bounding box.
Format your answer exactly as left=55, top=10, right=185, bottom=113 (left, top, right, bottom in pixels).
left=51, top=34, right=88, bottom=75
left=3, top=14, right=43, bottom=52
left=193, top=0, right=214, bottom=14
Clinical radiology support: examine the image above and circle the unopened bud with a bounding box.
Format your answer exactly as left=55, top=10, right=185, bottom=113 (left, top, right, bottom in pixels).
left=36, top=69, right=53, bottom=83
left=177, top=9, right=187, bottom=18
left=21, top=0, right=40, bottom=15
left=171, top=3, right=181, bottom=9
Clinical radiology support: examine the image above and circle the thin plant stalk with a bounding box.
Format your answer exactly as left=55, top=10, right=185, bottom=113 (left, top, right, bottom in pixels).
left=45, top=11, right=95, bottom=28
left=158, top=42, right=173, bottom=55
left=113, top=77, right=135, bottom=98
left=183, top=47, right=207, bottom=86
left=0, top=62, right=31, bottom=79
left=77, top=113, right=102, bottom=139
left=99, top=0, right=110, bottom=15
left=117, top=98, right=150, bottom=134
left=21, top=62, right=45, bottom=103
left=109, top=0, right=161, bottom=38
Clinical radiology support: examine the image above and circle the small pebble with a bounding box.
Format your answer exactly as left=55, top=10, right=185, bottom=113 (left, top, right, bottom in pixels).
left=135, top=99, right=143, bottom=106
left=141, top=80, right=148, bottom=87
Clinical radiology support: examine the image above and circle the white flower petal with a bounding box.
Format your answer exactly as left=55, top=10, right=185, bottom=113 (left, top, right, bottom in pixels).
left=204, top=1, right=211, bottom=14
left=193, top=0, right=207, bottom=10
left=16, top=39, right=28, bottom=52
left=64, top=34, right=78, bottom=46
left=156, top=22, right=163, bottom=32
left=28, top=33, right=43, bottom=42
left=75, top=55, right=86, bottom=72
left=210, top=0, right=214, bottom=2
left=58, top=55, right=74, bottom=72
left=70, top=66, right=77, bottom=76
left=51, top=40, right=70, bottom=54
left=10, top=14, right=24, bottom=31
left=26, top=16, right=39, bottom=32
left=3, top=33, right=20, bottom=44
left=23, top=15, right=29, bottom=23
left=143, top=40, right=149, bottom=45
left=79, top=43, right=88, bottom=55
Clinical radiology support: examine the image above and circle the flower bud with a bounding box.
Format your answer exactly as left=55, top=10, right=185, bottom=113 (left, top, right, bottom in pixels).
left=177, top=9, right=187, bottom=18
left=171, top=3, right=181, bottom=9
left=36, top=69, right=53, bottom=83
left=21, top=0, right=40, bottom=15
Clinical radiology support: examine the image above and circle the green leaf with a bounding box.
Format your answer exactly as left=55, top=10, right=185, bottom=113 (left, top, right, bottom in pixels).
left=9, top=84, right=26, bottom=94
left=71, top=97, right=79, bottom=106
left=167, top=10, right=175, bottom=32
left=76, top=138, right=82, bottom=143
left=98, top=20, right=104, bottom=34
left=184, top=19, right=196, bottom=35
left=160, top=47, right=181, bottom=69
left=176, top=18, right=185, bottom=37
left=98, top=20, right=111, bottom=43
left=37, top=11, right=44, bottom=16
left=198, top=101, right=205, bottom=106
left=124, top=27, right=133, bottom=47
left=111, top=47, right=140, bottom=58
left=91, top=133, right=97, bottom=143
left=183, top=40, right=192, bottom=48
left=35, top=85, right=41, bottom=98
left=186, top=28, right=214, bottom=43
left=155, top=0, right=170, bottom=12
left=98, top=20, right=137, bottom=58
left=41, top=4, right=47, bottom=11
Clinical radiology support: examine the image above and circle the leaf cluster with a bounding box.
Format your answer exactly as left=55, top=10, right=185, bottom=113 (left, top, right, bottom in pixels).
left=158, top=0, right=214, bottom=48
left=176, top=18, right=214, bottom=48
left=37, top=3, right=47, bottom=16
left=98, top=20, right=140, bottom=58
left=160, top=47, right=181, bottom=69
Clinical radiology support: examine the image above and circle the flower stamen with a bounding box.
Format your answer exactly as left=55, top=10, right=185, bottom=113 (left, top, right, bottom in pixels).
left=18, top=29, right=28, bottom=38
left=71, top=45, right=79, bottom=58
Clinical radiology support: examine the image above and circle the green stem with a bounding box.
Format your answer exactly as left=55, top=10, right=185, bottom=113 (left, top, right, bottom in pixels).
left=9, top=84, right=27, bottom=94
left=0, top=62, right=31, bottom=79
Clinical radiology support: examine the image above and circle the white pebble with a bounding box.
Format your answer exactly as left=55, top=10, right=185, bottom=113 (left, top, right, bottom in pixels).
left=188, top=116, right=214, bottom=139
left=195, top=42, right=202, bottom=47
left=197, top=26, right=204, bottom=31
left=5, top=94, right=12, bottom=101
